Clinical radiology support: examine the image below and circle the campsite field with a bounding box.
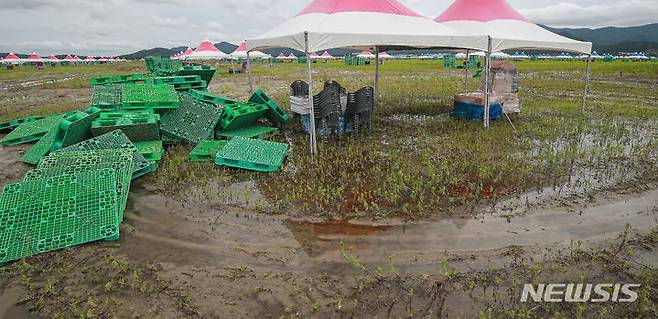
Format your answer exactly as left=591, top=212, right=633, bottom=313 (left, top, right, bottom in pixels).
left=0, top=59, right=657, bottom=318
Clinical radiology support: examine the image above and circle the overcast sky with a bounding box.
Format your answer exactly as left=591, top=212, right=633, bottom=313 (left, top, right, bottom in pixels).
left=1, top=0, right=656, bottom=55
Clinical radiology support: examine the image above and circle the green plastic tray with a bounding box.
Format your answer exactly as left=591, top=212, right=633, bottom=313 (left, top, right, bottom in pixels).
left=219, top=103, right=268, bottom=130
left=190, top=140, right=228, bottom=162
left=122, top=84, right=179, bottom=109
left=0, top=115, right=46, bottom=132
left=0, top=169, right=119, bottom=266
left=54, top=130, right=150, bottom=178
left=215, top=136, right=288, bottom=172
left=249, top=90, right=289, bottom=123
left=189, top=89, right=239, bottom=106
left=216, top=125, right=279, bottom=140
left=159, top=93, right=222, bottom=144
left=28, top=149, right=133, bottom=221
left=134, top=140, right=164, bottom=162
left=0, top=114, right=68, bottom=146
left=51, top=107, right=101, bottom=151
left=91, top=114, right=160, bottom=142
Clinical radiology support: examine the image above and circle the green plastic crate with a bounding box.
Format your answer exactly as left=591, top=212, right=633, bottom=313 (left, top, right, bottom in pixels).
left=216, top=125, right=279, bottom=140
left=0, top=114, right=70, bottom=146
left=89, top=74, right=148, bottom=86
left=91, top=84, right=123, bottom=110
left=215, top=136, right=288, bottom=172
left=28, top=149, right=133, bottom=221
left=20, top=127, right=58, bottom=165
left=54, top=130, right=150, bottom=179
left=0, top=169, right=119, bottom=266
left=0, top=115, right=46, bottom=132
left=189, top=89, right=239, bottom=106
left=219, top=102, right=268, bottom=130
left=249, top=90, right=289, bottom=123
left=134, top=140, right=164, bottom=162
left=189, top=140, right=227, bottom=162
left=159, top=93, right=222, bottom=145
left=121, top=84, right=179, bottom=109
left=91, top=114, right=160, bottom=142
left=177, top=66, right=216, bottom=83
left=51, top=107, right=101, bottom=151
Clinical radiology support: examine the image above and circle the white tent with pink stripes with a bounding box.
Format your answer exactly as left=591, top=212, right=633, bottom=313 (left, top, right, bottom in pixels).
left=183, top=40, right=229, bottom=60
left=247, top=0, right=486, bottom=154
left=230, top=41, right=270, bottom=59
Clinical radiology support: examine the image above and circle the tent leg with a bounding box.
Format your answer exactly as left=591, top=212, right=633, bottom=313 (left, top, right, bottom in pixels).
left=246, top=51, right=254, bottom=93
left=464, top=49, right=469, bottom=91
left=374, top=46, right=380, bottom=105
left=582, top=55, right=592, bottom=113
left=483, top=37, right=492, bottom=129
left=305, top=32, right=317, bottom=156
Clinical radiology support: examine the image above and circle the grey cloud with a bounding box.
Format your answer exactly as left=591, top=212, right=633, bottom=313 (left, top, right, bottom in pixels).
left=519, top=0, right=658, bottom=27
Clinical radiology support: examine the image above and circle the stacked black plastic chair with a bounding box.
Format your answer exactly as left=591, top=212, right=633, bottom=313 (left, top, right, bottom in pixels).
left=323, top=80, right=346, bottom=96
left=312, top=86, right=342, bottom=142
left=290, top=80, right=309, bottom=97
left=345, top=86, right=374, bottom=134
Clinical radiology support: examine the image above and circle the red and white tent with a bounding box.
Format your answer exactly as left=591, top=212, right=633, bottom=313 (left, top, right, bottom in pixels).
left=73, top=56, right=82, bottom=62
left=308, top=51, right=320, bottom=59
left=379, top=52, right=393, bottom=59
left=184, top=40, right=229, bottom=60
left=230, top=41, right=270, bottom=59
left=26, top=52, right=44, bottom=63
left=276, top=53, right=286, bottom=59
left=2, top=52, right=21, bottom=64
left=286, top=53, right=298, bottom=59
left=434, top=0, right=591, bottom=54
left=246, top=0, right=487, bottom=155
left=62, top=55, right=75, bottom=62
left=434, top=0, right=592, bottom=127
left=319, top=51, right=334, bottom=59
left=357, top=50, right=375, bottom=58
left=85, top=56, right=96, bottom=62
left=47, top=55, right=60, bottom=63
left=247, top=0, right=485, bottom=53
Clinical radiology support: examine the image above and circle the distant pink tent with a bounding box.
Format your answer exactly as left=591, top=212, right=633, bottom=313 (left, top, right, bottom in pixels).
left=276, top=53, right=286, bottom=59
left=63, top=55, right=75, bottom=62
left=320, top=51, right=334, bottom=59
left=184, top=41, right=228, bottom=60
left=287, top=53, right=297, bottom=59
left=47, top=55, right=60, bottom=62
left=4, top=53, right=20, bottom=60
left=309, top=52, right=319, bottom=59
left=196, top=40, right=220, bottom=52
left=229, top=41, right=270, bottom=59
left=357, top=50, right=375, bottom=58
left=85, top=56, right=96, bottom=62
left=26, top=52, right=44, bottom=62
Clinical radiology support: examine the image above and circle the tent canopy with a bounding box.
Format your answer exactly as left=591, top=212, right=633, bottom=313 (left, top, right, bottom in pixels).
left=247, top=0, right=486, bottom=53
left=230, top=41, right=270, bottom=58
left=434, top=0, right=591, bottom=54
left=185, top=40, right=229, bottom=60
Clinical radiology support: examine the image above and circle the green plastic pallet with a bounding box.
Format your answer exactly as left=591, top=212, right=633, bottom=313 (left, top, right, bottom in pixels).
left=28, top=149, right=133, bottom=221
left=0, top=114, right=68, bottom=146
left=159, top=93, right=222, bottom=145
left=190, top=140, right=228, bottom=162
left=215, top=136, right=288, bottom=172
left=134, top=140, right=164, bottom=161
left=122, top=84, right=179, bottom=109
left=91, top=84, right=123, bottom=110
left=168, top=81, right=208, bottom=91
left=54, top=130, right=150, bottom=178
left=0, top=169, right=119, bottom=266
left=189, top=89, right=239, bottom=106
left=91, top=114, right=160, bottom=142
left=219, top=103, right=268, bottom=130
left=249, top=90, right=289, bottom=123
left=216, top=125, right=279, bottom=140
left=89, top=74, right=148, bottom=86
left=20, top=127, right=58, bottom=165
left=51, top=107, right=101, bottom=151
left=98, top=109, right=157, bottom=119
left=177, top=66, right=216, bottom=83
left=151, top=75, right=202, bottom=85
left=0, top=115, right=46, bottom=132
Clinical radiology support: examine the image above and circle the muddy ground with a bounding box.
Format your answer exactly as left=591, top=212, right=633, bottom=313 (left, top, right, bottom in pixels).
left=0, top=62, right=657, bottom=318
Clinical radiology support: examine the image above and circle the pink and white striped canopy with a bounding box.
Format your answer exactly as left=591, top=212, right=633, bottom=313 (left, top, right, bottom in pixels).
left=247, top=0, right=486, bottom=53
left=230, top=41, right=270, bottom=59
left=434, top=0, right=591, bottom=54
left=47, top=55, right=60, bottom=62
left=63, top=55, right=75, bottom=61
left=184, top=40, right=229, bottom=60
left=4, top=53, right=20, bottom=60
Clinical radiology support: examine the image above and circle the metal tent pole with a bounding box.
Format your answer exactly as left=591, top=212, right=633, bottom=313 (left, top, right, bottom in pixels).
left=305, top=32, right=317, bottom=155
left=483, top=36, right=492, bottom=129
left=464, top=49, right=469, bottom=91
left=374, top=46, right=380, bottom=105
left=582, top=55, right=592, bottom=113
left=246, top=50, right=254, bottom=93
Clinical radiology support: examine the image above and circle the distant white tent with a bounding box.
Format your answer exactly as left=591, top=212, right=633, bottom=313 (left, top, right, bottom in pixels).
left=319, top=51, right=334, bottom=59
left=378, top=52, right=393, bottom=59
left=230, top=41, right=270, bottom=59
left=47, top=55, right=60, bottom=63
left=2, top=52, right=20, bottom=65
left=357, top=50, right=375, bottom=58
left=184, top=40, right=229, bottom=60
left=25, top=52, right=45, bottom=63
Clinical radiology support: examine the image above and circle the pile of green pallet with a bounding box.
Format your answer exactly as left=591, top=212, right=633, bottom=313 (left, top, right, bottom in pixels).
left=0, top=57, right=291, bottom=265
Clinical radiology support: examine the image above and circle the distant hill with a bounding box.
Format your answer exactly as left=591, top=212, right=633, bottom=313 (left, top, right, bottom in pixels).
left=543, top=23, right=658, bottom=54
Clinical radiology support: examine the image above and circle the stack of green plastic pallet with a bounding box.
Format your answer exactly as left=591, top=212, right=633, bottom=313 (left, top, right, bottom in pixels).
left=149, top=75, right=208, bottom=91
